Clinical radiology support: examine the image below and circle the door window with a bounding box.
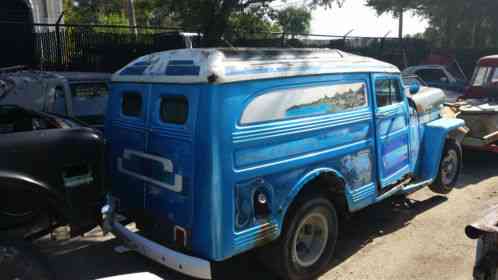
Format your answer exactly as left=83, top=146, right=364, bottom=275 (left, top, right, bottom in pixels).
left=375, top=79, right=403, bottom=107
left=415, top=69, right=448, bottom=83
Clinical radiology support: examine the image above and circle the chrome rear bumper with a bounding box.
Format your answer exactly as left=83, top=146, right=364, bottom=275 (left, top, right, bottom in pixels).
left=102, top=203, right=212, bottom=280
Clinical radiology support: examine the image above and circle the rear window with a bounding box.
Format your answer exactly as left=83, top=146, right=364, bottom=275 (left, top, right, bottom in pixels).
left=122, top=92, right=142, bottom=117
left=415, top=69, right=447, bottom=82
left=160, top=96, right=188, bottom=124
left=70, top=83, right=109, bottom=124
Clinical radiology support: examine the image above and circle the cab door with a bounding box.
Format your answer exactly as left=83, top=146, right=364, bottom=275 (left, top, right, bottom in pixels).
left=373, top=74, right=411, bottom=189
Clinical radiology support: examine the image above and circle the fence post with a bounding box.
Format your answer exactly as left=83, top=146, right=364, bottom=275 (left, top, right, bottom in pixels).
left=55, top=12, right=65, bottom=68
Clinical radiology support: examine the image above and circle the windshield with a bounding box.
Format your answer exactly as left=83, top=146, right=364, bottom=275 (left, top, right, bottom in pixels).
left=471, top=67, right=494, bottom=87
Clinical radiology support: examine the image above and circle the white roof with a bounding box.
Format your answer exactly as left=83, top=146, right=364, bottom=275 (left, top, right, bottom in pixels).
left=112, top=48, right=400, bottom=84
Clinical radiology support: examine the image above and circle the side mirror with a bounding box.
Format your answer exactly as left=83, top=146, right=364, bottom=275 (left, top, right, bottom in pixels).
left=410, top=83, right=421, bottom=94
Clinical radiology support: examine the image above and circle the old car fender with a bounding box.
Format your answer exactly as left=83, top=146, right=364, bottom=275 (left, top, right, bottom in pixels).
left=0, top=170, right=66, bottom=209
left=280, top=167, right=347, bottom=225
left=419, top=118, right=466, bottom=181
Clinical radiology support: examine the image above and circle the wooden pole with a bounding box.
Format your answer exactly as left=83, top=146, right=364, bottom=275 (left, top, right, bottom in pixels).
left=398, top=6, right=404, bottom=40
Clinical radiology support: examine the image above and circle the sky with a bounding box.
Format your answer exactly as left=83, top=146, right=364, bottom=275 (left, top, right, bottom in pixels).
left=272, top=0, right=429, bottom=38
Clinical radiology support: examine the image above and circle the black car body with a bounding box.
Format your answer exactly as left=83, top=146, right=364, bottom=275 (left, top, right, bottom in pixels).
left=0, top=105, right=105, bottom=238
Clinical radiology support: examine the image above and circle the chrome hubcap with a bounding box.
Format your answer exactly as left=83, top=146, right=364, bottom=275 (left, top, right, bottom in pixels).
left=292, top=212, right=329, bottom=267
left=441, top=150, right=458, bottom=186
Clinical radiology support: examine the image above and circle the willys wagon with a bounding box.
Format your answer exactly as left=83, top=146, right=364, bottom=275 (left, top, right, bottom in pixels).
left=102, top=48, right=465, bottom=280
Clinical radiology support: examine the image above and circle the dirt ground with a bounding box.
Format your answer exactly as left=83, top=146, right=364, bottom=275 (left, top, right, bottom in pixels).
left=36, top=150, right=498, bottom=280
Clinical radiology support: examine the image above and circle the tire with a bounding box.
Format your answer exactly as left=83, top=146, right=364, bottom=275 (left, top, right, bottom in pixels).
left=0, top=189, right=43, bottom=230
left=263, top=193, right=338, bottom=280
left=429, top=140, right=462, bottom=194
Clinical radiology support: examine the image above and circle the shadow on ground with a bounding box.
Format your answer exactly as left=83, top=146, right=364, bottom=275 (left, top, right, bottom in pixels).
left=36, top=194, right=447, bottom=280
left=37, top=152, right=498, bottom=280
left=456, top=149, right=498, bottom=189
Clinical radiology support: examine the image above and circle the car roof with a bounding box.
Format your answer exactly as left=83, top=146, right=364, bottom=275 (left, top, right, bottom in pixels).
left=403, top=65, right=446, bottom=73
left=48, top=72, right=112, bottom=82
left=112, top=48, right=400, bottom=84
left=478, top=55, right=498, bottom=67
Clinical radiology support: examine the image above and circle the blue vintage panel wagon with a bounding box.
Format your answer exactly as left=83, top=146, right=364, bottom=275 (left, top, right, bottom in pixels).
left=102, top=48, right=466, bottom=280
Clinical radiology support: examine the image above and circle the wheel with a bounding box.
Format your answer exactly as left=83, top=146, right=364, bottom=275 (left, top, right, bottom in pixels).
left=263, top=193, right=338, bottom=280
left=0, top=189, right=42, bottom=230
left=430, top=140, right=462, bottom=194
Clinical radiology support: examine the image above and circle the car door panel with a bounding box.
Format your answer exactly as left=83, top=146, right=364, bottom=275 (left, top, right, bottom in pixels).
left=373, top=75, right=411, bottom=188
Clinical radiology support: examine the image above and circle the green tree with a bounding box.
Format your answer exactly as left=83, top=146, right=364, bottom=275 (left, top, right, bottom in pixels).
left=277, top=7, right=311, bottom=38
left=226, top=8, right=281, bottom=41
left=166, top=0, right=342, bottom=46
left=367, top=0, right=498, bottom=48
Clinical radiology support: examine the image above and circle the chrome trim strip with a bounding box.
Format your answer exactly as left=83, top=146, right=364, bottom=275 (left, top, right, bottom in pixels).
left=118, top=149, right=183, bottom=192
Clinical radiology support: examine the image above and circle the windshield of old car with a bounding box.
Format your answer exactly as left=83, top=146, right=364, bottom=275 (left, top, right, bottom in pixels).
left=472, top=67, right=494, bottom=86
left=70, top=82, right=109, bottom=125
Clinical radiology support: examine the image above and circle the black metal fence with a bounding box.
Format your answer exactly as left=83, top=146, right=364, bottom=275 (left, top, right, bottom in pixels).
left=1, top=21, right=498, bottom=76
left=0, top=22, right=191, bottom=72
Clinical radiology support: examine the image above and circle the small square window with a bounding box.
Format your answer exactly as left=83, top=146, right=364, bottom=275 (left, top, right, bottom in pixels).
left=160, top=96, right=188, bottom=125
left=122, top=92, right=142, bottom=117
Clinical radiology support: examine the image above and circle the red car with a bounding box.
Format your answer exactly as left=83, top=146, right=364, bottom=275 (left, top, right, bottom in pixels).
left=464, top=55, right=498, bottom=99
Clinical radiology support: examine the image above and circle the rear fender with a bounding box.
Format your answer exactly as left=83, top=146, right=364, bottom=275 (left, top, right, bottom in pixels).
left=419, top=118, right=465, bottom=181
left=280, top=168, right=347, bottom=226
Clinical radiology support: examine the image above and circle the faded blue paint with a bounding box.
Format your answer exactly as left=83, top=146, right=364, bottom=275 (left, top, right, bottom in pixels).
left=418, top=118, right=465, bottom=181
left=106, top=68, right=465, bottom=265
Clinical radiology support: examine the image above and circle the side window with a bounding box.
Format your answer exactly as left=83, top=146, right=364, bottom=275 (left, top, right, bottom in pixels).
left=122, top=92, right=142, bottom=117
left=52, top=87, right=67, bottom=115
left=375, top=79, right=403, bottom=108
left=241, top=82, right=368, bottom=125
left=416, top=69, right=447, bottom=82
left=160, top=96, right=188, bottom=125
left=491, top=68, right=498, bottom=84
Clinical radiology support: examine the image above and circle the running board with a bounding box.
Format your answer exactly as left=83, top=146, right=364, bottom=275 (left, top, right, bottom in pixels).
left=375, top=179, right=433, bottom=202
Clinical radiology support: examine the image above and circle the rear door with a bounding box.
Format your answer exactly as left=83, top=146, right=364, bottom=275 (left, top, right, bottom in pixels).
left=107, top=84, right=150, bottom=214
left=372, top=74, right=411, bottom=189
left=143, top=84, right=198, bottom=232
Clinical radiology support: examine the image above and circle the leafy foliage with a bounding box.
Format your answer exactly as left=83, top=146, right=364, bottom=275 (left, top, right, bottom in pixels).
left=367, top=0, right=498, bottom=48
left=277, top=7, right=311, bottom=37
left=64, top=0, right=342, bottom=46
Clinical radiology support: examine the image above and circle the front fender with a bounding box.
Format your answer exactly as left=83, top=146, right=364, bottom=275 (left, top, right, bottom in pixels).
left=419, top=118, right=465, bottom=181
left=280, top=168, right=346, bottom=222
left=0, top=171, right=66, bottom=211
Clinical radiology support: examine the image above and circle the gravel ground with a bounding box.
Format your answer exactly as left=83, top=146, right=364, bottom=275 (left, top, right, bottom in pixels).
left=35, top=151, right=498, bottom=280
